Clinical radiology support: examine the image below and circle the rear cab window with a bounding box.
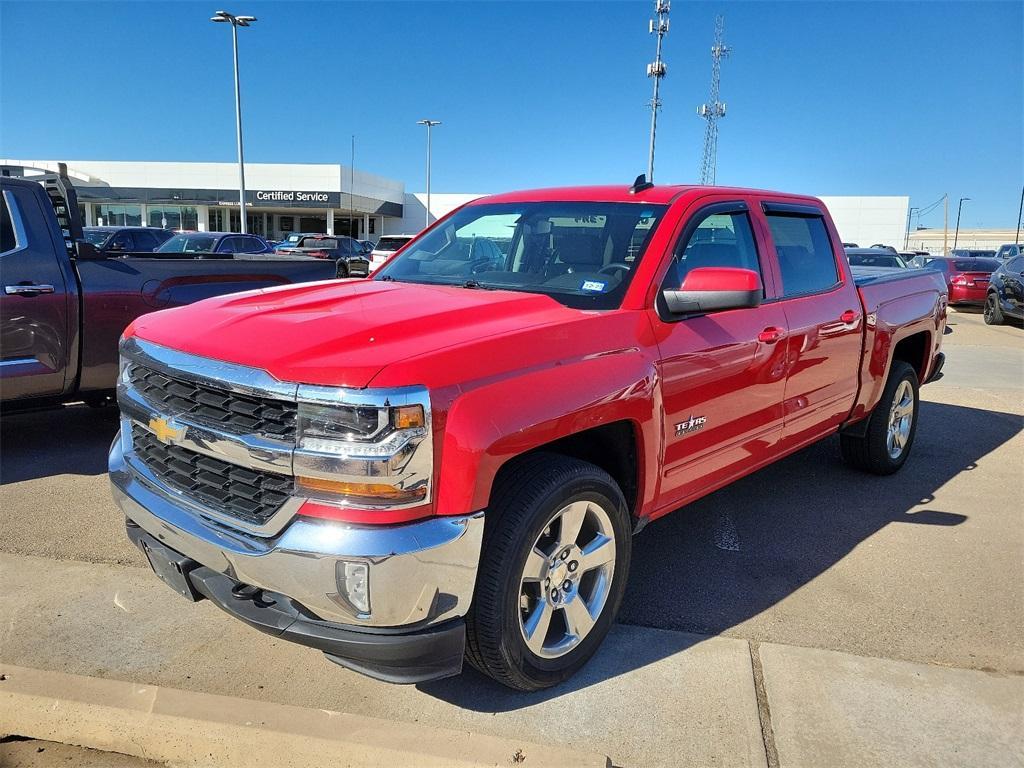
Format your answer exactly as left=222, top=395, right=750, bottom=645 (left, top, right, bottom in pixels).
left=763, top=207, right=840, bottom=297
left=375, top=237, right=411, bottom=252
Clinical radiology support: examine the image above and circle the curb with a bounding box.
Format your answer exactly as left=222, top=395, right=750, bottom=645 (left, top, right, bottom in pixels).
left=0, top=665, right=610, bottom=768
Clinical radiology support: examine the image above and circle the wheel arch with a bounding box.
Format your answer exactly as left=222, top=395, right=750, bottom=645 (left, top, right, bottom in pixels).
left=432, top=355, right=659, bottom=523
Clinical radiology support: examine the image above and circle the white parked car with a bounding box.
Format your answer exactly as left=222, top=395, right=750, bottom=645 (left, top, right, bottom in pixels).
left=368, top=235, right=414, bottom=272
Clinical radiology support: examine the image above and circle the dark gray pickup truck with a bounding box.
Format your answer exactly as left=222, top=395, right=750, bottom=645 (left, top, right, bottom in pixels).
left=0, top=165, right=340, bottom=408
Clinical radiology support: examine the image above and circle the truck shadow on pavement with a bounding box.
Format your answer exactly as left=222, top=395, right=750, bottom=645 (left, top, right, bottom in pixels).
left=420, top=399, right=1022, bottom=711
left=0, top=405, right=119, bottom=484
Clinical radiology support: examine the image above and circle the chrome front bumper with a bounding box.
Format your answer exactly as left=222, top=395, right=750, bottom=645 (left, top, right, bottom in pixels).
left=109, top=434, right=484, bottom=628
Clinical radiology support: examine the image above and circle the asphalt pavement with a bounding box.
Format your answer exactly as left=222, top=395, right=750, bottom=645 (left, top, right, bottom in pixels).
left=0, top=307, right=1021, bottom=767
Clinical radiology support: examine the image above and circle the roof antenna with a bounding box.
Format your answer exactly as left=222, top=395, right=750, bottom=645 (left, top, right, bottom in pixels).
left=630, top=173, right=654, bottom=194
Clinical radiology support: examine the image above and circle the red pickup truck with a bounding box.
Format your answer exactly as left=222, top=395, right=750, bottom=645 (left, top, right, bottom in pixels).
left=109, top=181, right=947, bottom=690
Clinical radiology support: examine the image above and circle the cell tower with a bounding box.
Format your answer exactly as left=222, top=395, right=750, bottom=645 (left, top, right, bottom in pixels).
left=697, top=15, right=729, bottom=185
left=646, top=0, right=670, bottom=182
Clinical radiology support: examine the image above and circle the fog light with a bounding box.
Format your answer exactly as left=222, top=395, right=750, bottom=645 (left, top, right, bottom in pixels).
left=336, top=560, right=370, bottom=615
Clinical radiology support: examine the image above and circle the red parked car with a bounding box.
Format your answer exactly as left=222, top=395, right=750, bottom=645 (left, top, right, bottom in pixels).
left=110, top=180, right=947, bottom=690
left=923, top=256, right=1002, bottom=306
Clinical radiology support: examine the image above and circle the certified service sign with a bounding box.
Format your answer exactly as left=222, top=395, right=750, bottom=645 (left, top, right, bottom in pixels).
left=251, top=190, right=341, bottom=207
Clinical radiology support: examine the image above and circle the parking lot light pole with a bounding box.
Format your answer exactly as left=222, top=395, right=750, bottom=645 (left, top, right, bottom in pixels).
left=953, top=196, right=970, bottom=250
left=211, top=10, right=256, bottom=234
left=417, top=119, right=441, bottom=230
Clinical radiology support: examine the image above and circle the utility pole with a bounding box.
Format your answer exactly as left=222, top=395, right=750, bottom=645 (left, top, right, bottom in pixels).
left=943, top=194, right=948, bottom=254
left=953, top=197, right=970, bottom=250
left=904, top=206, right=918, bottom=250
left=646, top=0, right=669, bottom=182
left=697, top=15, right=729, bottom=186
left=1016, top=185, right=1023, bottom=245
left=211, top=10, right=257, bottom=233
left=416, top=119, right=441, bottom=230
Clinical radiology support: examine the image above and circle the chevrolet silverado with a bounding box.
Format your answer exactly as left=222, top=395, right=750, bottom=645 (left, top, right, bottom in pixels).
left=110, top=180, right=948, bottom=690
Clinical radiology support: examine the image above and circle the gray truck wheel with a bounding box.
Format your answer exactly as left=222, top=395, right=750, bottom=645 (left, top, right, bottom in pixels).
left=465, top=453, right=632, bottom=691
left=840, top=361, right=919, bottom=475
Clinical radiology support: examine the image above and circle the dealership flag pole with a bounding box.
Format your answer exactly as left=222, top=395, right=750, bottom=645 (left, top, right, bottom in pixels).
left=212, top=10, right=256, bottom=234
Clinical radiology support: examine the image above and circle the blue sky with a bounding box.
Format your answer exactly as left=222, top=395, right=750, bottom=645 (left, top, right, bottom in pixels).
left=2, top=1, right=1021, bottom=227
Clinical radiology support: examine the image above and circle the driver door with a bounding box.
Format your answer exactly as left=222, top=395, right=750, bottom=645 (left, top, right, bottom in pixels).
left=649, top=199, right=789, bottom=514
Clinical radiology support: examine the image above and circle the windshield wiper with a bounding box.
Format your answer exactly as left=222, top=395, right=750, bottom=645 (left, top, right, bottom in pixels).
left=459, top=279, right=494, bottom=290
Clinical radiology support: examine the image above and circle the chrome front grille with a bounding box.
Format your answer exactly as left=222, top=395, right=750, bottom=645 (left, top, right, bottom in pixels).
left=127, top=362, right=296, bottom=440
left=131, top=425, right=292, bottom=525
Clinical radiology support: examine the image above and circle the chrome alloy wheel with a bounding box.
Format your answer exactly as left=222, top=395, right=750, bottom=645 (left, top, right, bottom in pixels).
left=517, top=500, right=616, bottom=659
left=887, top=379, right=915, bottom=459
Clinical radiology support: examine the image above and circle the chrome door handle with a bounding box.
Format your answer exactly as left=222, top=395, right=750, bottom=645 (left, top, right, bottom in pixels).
left=5, top=284, right=55, bottom=295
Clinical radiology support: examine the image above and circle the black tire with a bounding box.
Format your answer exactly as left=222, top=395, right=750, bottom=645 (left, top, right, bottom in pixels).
left=465, top=453, right=632, bottom=691
left=840, top=361, right=919, bottom=475
left=336, top=263, right=349, bottom=279
left=984, top=293, right=1004, bottom=325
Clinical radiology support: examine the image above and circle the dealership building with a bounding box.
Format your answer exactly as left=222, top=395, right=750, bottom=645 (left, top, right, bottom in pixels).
left=2, top=158, right=911, bottom=248
left=0, top=159, right=408, bottom=242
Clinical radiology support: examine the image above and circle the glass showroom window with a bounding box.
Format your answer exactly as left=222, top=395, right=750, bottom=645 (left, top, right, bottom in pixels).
left=148, top=206, right=198, bottom=231
left=96, top=204, right=142, bottom=226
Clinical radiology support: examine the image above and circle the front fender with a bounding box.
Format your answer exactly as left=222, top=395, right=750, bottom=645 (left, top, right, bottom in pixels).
left=433, top=350, right=661, bottom=518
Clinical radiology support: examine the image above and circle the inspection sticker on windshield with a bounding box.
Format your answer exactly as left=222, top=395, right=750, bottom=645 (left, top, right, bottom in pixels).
left=581, top=280, right=606, bottom=292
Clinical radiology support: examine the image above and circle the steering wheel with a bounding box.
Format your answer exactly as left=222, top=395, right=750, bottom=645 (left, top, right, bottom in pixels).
left=470, top=258, right=498, bottom=274
left=599, top=262, right=631, bottom=276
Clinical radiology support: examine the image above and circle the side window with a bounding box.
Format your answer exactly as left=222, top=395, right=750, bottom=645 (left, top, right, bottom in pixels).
left=661, top=210, right=761, bottom=292
left=133, top=230, right=158, bottom=250
left=1, top=191, right=20, bottom=254
left=1009, top=256, right=1024, bottom=272
left=765, top=214, right=839, bottom=297
left=108, top=231, right=134, bottom=251
left=218, top=237, right=239, bottom=253
left=241, top=236, right=264, bottom=253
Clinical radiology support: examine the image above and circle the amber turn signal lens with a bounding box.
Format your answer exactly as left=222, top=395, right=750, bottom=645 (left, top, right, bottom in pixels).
left=296, top=476, right=427, bottom=504
left=393, top=405, right=425, bottom=430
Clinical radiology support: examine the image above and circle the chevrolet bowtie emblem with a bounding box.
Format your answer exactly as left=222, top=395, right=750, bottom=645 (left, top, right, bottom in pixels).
left=149, top=417, right=184, bottom=444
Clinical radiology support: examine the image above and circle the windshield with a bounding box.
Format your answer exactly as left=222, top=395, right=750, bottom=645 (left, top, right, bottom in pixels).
left=375, top=237, right=412, bottom=252
left=83, top=229, right=112, bottom=246
left=156, top=233, right=218, bottom=253
left=374, top=202, right=669, bottom=310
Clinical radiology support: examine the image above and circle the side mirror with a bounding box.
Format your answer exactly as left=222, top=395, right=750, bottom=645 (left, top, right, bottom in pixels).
left=662, top=267, right=762, bottom=315
left=74, top=241, right=103, bottom=260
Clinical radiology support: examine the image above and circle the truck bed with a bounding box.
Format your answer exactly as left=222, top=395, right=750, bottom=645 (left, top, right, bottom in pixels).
left=850, top=265, right=930, bottom=287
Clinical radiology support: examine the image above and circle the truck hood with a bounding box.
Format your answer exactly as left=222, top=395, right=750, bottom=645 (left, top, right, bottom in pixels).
left=129, top=279, right=580, bottom=388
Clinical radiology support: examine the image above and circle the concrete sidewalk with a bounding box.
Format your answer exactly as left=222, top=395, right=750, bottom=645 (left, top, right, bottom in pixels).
left=1, top=552, right=1021, bottom=767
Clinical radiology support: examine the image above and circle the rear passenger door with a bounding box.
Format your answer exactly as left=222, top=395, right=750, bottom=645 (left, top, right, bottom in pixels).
left=651, top=199, right=790, bottom=510
left=758, top=202, right=863, bottom=444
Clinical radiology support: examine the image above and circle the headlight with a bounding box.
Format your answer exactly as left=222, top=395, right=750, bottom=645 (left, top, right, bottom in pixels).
left=293, top=389, right=432, bottom=511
